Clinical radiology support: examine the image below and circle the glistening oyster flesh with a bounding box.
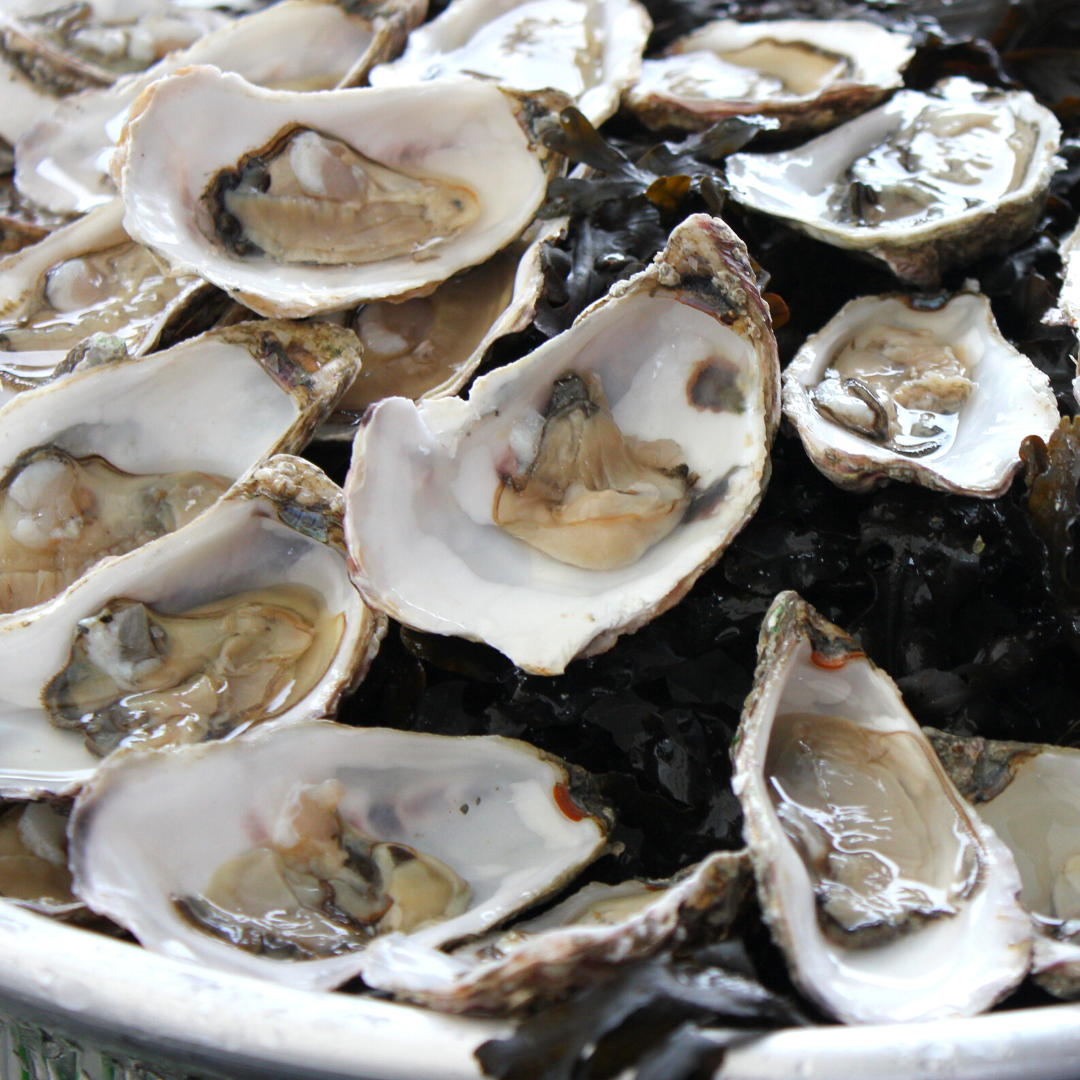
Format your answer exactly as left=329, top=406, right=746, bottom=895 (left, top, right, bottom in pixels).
left=69, top=721, right=612, bottom=990
left=732, top=591, right=1031, bottom=1024
left=344, top=213, right=780, bottom=674
left=625, top=18, right=914, bottom=137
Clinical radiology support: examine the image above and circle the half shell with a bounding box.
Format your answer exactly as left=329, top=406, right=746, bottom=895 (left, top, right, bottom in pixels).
left=344, top=213, right=780, bottom=674
left=733, top=591, right=1032, bottom=1024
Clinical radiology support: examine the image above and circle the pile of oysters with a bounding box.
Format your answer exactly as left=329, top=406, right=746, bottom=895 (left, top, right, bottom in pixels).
left=3, top=0, right=1080, bottom=1066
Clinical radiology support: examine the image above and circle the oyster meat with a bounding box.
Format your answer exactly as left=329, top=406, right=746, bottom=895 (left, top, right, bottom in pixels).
left=345, top=214, right=780, bottom=674
left=0, top=446, right=229, bottom=614
left=783, top=291, right=1060, bottom=496
left=45, top=582, right=345, bottom=756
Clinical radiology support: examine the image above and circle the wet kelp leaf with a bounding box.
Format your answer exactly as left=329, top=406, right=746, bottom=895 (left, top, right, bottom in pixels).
left=1022, top=418, right=1080, bottom=649
left=476, top=947, right=810, bottom=1080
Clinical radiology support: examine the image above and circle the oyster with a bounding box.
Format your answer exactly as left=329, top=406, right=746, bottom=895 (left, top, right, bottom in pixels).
left=69, top=721, right=612, bottom=990
left=927, top=731, right=1080, bottom=1000
left=344, top=213, right=780, bottom=674
left=0, top=456, right=383, bottom=798
left=113, top=68, right=556, bottom=317
left=362, top=849, right=752, bottom=1014
left=733, top=591, right=1031, bottom=1024
left=0, top=198, right=213, bottom=400
left=0, top=319, right=360, bottom=616
left=725, top=77, right=1063, bottom=287
left=368, top=0, right=650, bottom=126
left=0, top=799, right=81, bottom=915
left=625, top=19, right=914, bottom=137
left=783, top=291, right=1060, bottom=496
left=16, top=0, right=425, bottom=214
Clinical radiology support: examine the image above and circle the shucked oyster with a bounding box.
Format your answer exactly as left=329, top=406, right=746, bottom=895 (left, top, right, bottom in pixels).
left=0, top=456, right=382, bottom=798
left=345, top=214, right=780, bottom=674
left=733, top=592, right=1031, bottom=1024
left=625, top=19, right=914, bottom=137
left=783, top=291, right=1059, bottom=496
left=726, top=77, right=1063, bottom=287
left=113, top=67, right=556, bottom=317
left=69, top=722, right=612, bottom=990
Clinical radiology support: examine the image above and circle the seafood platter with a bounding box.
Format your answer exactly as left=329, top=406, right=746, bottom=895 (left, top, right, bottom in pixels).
left=4, top=0, right=1080, bottom=1076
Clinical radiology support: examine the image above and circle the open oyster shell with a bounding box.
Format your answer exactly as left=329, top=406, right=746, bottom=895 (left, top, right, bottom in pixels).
left=322, top=216, right=566, bottom=439
left=733, top=591, right=1032, bottom=1024
left=361, top=848, right=751, bottom=1015
left=344, top=213, right=780, bottom=675
left=368, top=0, right=650, bottom=127
left=16, top=0, right=425, bottom=214
left=783, top=291, right=1060, bottom=496
left=112, top=67, right=556, bottom=318
left=69, top=721, right=612, bottom=991
left=625, top=18, right=914, bottom=137
left=725, top=77, right=1063, bottom=288
left=926, top=730, right=1080, bottom=1001
left=0, top=456, right=383, bottom=799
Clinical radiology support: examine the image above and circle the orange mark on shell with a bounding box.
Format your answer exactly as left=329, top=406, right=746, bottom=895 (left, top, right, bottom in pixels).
left=553, top=783, right=585, bottom=822
left=810, top=650, right=864, bottom=670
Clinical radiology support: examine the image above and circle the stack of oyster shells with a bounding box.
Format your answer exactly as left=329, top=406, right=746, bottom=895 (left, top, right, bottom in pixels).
left=0, top=0, right=1077, bottom=1039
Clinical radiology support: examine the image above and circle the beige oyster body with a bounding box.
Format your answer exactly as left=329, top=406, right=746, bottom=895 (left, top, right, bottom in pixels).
left=344, top=213, right=780, bottom=675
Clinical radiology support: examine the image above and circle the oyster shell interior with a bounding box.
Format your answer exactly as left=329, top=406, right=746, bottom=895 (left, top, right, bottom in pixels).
left=69, top=722, right=611, bottom=991
left=0, top=446, right=229, bottom=615
left=206, top=127, right=481, bottom=267
left=734, top=592, right=1031, bottom=1024
left=44, top=582, right=345, bottom=755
